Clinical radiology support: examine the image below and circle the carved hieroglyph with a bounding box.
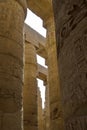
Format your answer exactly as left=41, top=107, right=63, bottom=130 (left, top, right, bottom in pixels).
left=53, top=0, right=87, bottom=129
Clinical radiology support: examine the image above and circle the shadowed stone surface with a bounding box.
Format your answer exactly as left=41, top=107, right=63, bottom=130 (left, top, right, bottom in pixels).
left=53, top=0, right=87, bottom=129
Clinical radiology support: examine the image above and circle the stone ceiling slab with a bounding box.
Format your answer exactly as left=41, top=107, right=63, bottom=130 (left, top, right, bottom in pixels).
left=27, top=0, right=52, bottom=20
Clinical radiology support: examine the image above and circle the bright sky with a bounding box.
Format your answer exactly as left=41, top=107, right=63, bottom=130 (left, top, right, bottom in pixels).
left=25, top=9, right=46, bottom=37
left=37, top=79, right=46, bottom=108
left=25, top=9, right=47, bottom=108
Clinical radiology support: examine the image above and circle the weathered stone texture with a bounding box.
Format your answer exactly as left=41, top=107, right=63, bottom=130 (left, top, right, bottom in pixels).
left=45, top=16, right=64, bottom=130
left=23, top=41, right=38, bottom=130
left=0, top=0, right=27, bottom=129
left=45, top=83, right=50, bottom=130
left=53, top=0, right=87, bottom=129
left=37, top=87, right=44, bottom=130
left=24, top=23, right=47, bottom=130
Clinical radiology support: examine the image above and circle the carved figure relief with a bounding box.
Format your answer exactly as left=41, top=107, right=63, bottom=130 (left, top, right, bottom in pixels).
left=58, top=1, right=87, bottom=53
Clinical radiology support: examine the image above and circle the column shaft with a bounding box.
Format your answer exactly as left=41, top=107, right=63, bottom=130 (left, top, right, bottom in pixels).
left=23, top=41, right=38, bottom=130
left=45, top=83, right=50, bottom=130
left=37, top=87, right=44, bottom=130
left=53, top=0, right=87, bottom=129
left=0, top=1, right=27, bottom=130
left=45, top=17, right=64, bottom=130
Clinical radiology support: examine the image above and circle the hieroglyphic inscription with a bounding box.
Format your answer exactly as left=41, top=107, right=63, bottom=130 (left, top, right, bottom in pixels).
left=51, top=106, right=59, bottom=120
left=74, top=30, right=87, bottom=102
left=58, top=1, right=87, bottom=53
left=62, top=30, right=87, bottom=117
left=53, top=0, right=87, bottom=129
left=65, top=116, right=87, bottom=130
left=50, top=101, right=63, bottom=120
left=74, top=32, right=87, bottom=72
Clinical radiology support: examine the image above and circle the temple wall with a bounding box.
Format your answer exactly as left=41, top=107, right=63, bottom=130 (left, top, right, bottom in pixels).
left=53, top=0, right=87, bottom=129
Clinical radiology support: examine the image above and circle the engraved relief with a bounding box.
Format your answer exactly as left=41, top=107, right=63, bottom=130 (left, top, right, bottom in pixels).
left=58, top=1, right=87, bottom=52
left=53, top=0, right=87, bottom=129
left=61, top=30, right=87, bottom=117
left=61, top=1, right=87, bottom=38
left=66, top=116, right=87, bottom=130
left=50, top=102, right=63, bottom=120
left=51, top=107, right=59, bottom=120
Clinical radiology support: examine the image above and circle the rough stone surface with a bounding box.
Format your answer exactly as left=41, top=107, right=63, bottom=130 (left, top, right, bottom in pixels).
left=37, top=87, right=44, bottom=130
left=23, top=41, right=38, bottom=130
left=45, top=16, right=64, bottom=130
left=53, top=0, right=87, bottom=129
left=24, top=24, right=47, bottom=130
left=0, top=0, right=26, bottom=129
left=2, top=0, right=87, bottom=129
left=45, top=83, right=50, bottom=130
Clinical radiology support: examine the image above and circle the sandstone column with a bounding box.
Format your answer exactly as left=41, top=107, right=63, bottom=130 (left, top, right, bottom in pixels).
left=53, top=0, right=87, bottom=129
left=45, top=81, right=50, bottom=130
left=23, top=41, right=38, bottom=130
left=37, top=87, right=44, bottom=130
left=45, top=15, right=64, bottom=130
left=0, top=1, right=27, bottom=130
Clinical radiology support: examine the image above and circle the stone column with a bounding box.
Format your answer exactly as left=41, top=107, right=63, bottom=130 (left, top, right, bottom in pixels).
left=23, top=41, right=38, bottom=130
left=45, top=15, right=64, bottom=130
left=52, top=0, right=87, bottom=129
left=37, top=87, right=44, bottom=130
left=45, top=81, right=50, bottom=130
left=0, top=1, right=27, bottom=130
